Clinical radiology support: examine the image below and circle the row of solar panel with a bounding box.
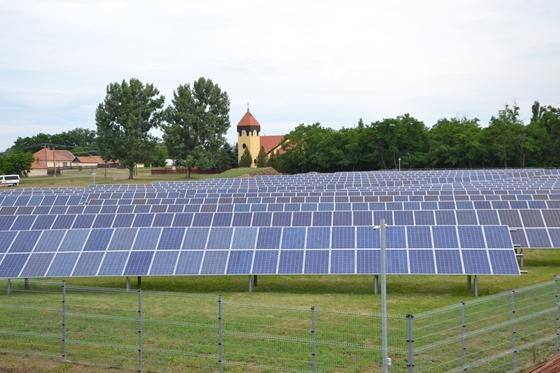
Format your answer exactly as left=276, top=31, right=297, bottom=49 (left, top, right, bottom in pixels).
left=4, top=181, right=560, bottom=195
left=0, top=195, right=560, bottom=210
left=2, top=209, right=559, bottom=230
left=0, top=225, right=515, bottom=255
left=0, top=247, right=519, bottom=278
left=5, top=202, right=560, bottom=218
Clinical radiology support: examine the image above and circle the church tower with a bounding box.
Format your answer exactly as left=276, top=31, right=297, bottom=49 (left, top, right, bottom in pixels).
left=237, top=108, right=261, bottom=168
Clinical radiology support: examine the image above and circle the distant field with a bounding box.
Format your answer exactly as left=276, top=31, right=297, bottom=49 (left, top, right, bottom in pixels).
left=16, top=167, right=267, bottom=188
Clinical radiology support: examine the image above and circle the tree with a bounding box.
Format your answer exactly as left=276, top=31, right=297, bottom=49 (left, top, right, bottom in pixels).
left=163, top=77, right=230, bottom=178
left=256, top=146, right=268, bottom=167
left=238, top=147, right=253, bottom=167
left=428, top=117, right=483, bottom=168
left=482, top=104, right=526, bottom=167
left=95, top=79, right=165, bottom=179
left=147, top=142, right=169, bottom=168
left=0, top=151, right=34, bottom=176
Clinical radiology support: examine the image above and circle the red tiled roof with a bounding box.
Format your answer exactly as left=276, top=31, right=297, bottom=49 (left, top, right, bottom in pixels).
left=260, top=135, right=284, bottom=154
left=33, top=148, right=76, bottom=162
left=237, top=110, right=261, bottom=128
left=77, top=155, right=105, bottom=164
left=31, top=159, right=48, bottom=169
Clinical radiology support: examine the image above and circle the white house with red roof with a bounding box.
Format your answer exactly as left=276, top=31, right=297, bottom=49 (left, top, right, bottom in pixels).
left=236, top=109, right=284, bottom=167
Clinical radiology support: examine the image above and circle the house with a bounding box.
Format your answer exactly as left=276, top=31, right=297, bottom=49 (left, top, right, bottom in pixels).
left=236, top=109, right=285, bottom=167
left=30, top=147, right=77, bottom=177
left=74, top=155, right=106, bottom=168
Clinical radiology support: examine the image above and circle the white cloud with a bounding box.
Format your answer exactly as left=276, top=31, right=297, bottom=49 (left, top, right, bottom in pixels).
left=0, top=0, right=559, bottom=151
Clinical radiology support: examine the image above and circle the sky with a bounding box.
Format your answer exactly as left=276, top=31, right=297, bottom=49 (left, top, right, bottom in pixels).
left=0, top=0, right=559, bottom=152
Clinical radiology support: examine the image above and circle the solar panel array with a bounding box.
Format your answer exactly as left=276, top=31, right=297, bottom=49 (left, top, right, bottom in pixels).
left=7, top=168, right=560, bottom=279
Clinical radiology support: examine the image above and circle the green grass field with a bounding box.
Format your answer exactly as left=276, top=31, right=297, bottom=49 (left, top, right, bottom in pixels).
left=17, top=167, right=265, bottom=188
left=0, top=251, right=558, bottom=372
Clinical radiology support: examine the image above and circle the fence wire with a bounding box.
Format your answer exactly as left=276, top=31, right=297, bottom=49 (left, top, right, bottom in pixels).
left=0, top=278, right=559, bottom=372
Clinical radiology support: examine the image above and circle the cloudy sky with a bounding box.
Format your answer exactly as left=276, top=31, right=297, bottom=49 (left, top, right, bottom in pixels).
left=0, top=0, right=559, bottom=151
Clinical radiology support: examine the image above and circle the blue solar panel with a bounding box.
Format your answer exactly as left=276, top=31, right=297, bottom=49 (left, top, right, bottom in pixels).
left=281, top=228, right=305, bottom=249
left=484, top=226, right=512, bottom=248
left=458, top=226, right=485, bottom=248
left=407, top=226, right=432, bottom=248
left=526, top=229, right=552, bottom=248
left=82, top=229, right=112, bottom=251
left=432, top=226, right=459, bottom=248
left=256, top=227, right=281, bottom=250
left=331, top=227, right=354, bottom=248
left=409, top=250, right=435, bottom=274
left=489, top=250, right=519, bottom=274
left=175, top=251, right=203, bottom=274
left=20, top=253, right=53, bottom=277
left=278, top=250, right=303, bottom=274
left=73, top=252, right=104, bottom=276
left=435, top=250, right=462, bottom=274
left=387, top=227, right=406, bottom=248
left=124, top=251, right=153, bottom=275
left=182, top=228, right=209, bottom=250
left=107, top=229, right=136, bottom=250
left=33, top=230, right=64, bottom=252
left=0, top=254, right=28, bottom=277
left=201, top=251, right=228, bottom=274
left=149, top=251, right=179, bottom=275
left=9, top=231, right=41, bottom=253
left=48, top=253, right=79, bottom=277
left=207, top=228, right=233, bottom=250
left=462, top=250, right=491, bottom=274
left=252, top=250, right=278, bottom=274
left=226, top=250, right=253, bottom=274
left=331, top=250, right=354, bottom=274
left=158, top=228, right=184, bottom=250
left=304, top=250, right=329, bottom=273
left=387, top=250, right=408, bottom=273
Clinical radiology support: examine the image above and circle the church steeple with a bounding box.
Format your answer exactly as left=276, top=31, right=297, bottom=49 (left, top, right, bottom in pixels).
left=237, top=108, right=261, bottom=134
left=237, top=107, right=261, bottom=168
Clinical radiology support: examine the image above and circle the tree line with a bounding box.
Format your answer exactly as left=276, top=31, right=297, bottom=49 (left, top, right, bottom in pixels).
left=4, top=76, right=559, bottom=178
left=271, top=102, right=560, bottom=173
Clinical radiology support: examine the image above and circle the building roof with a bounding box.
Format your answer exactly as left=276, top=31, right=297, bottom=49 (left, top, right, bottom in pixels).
left=77, top=155, right=105, bottom=164
left=33, top=148, right=76, bottom=162
left=30, top=159, right=48, bottom=169
left=260, top=135, right=284, bottom=154
left=237, top=109, right=261, bottom=128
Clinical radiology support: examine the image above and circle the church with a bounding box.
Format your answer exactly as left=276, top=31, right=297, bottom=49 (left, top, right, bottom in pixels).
left=236, top=109, right=284, bottom=167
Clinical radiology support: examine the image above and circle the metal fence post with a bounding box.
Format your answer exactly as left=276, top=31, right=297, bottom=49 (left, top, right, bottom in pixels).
left=6, top=279, right=11, bottom=296
left=510, top=290, right=516, bottom=372
left=555, top=276, right=560, bottom=352
left=311, top=306, right=317, bottom=373
left=218, top=295, right=223, bottom=373
left=460, top=301, right=466, bottom=372
left=137, top=288, right=143, bottom=372
left=406, top=314, right=415, bottom=373
left=61, top=281, right=67, bottom=361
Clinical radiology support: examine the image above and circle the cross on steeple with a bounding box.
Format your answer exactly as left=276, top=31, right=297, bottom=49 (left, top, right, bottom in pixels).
left=247, top=102, right=250, bottom=112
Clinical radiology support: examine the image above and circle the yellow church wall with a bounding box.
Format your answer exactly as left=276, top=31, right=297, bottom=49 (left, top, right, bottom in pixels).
left=237, top=129, right=261, bottom=168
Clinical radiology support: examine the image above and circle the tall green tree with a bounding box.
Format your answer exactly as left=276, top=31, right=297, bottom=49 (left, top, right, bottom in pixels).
left=482, top=104, right=526, bottom=167
left=429, top=117, right=483, bottom=168
left=163, top=77, right=230, bottom=177
left=256, top=146, right=268, bottom=167
left=238, top=147, right=253, bottom=168
left=96, top=79, right=164, bottom=179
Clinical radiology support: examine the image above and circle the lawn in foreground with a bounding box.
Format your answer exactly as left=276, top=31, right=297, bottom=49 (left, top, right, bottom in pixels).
left=0, top=250, right=558, bottom=372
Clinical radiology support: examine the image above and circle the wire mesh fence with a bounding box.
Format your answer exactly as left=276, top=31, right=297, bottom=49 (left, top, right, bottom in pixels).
left=0, top=277, right=559, bottom=372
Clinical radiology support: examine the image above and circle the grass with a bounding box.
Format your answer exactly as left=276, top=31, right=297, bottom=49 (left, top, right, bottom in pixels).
left=0, top=250, right=558, bottom=372
left=17, top=167, right=266, bottom=188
